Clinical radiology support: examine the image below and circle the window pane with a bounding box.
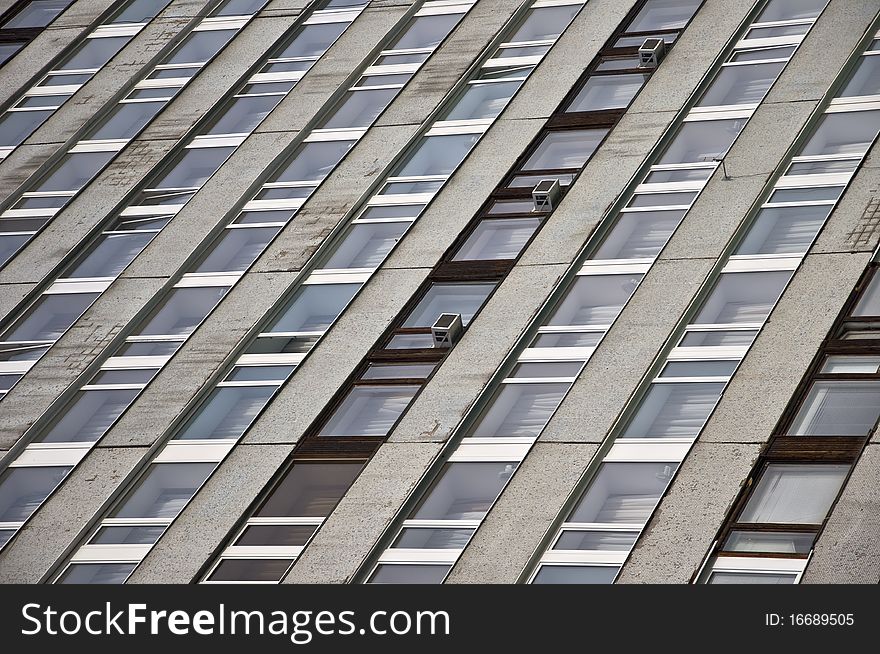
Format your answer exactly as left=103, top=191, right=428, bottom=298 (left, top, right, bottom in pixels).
left=800, top=110, right=880, bottom=156
left=318, top=222, right=408, bottom=269
left=277, top=21, right=348, bottom=58
left=471, top=382, right=569, bottom=438
left=257, top=462, right=364, bottom=517
left=135, top=286, right=227, bottom=336
left=442, top=80, right=522, bottom=121
left=546, top=274, right=641, bottom=327
left=594, top=210, right=684, bottom=260
left=203, top=94, right=281, bottom=135
left=756, top=0, right=827, bottom=22
left=91, top=525, right=166, bottom=544
left=56, top=563, right=136, bottom=584
left=3, top=0, right=73, bottom=28
left=62, top=36, right=129, bottom=70
left=37, top=151, right=114, bottom=192
left=37, top=388, right=139, bottom=443
left=234, top=524, right=317, bottom=546
left=410, top=461, right=516, bottom=520
left=87, top=101, right=163, bottom=140
left=723, top=530, right=814, bottom=554
left=150, top=146, right=235, bottom=190
left=554, top=530, right=639, bottom=551
left=394, top=133, right=479, bottom=178
left=207, top=559, right=292, bottom=582
left=111, top=462, right=214, bottom=519
left=739, top=464, right=848, bottom=524
left=165, top=29, right=236, bottom=65
left=193, top=227, right=278, bottom=273
left=275, top=140, right=353, bottom=182
left=5, top=292, right=99, bottom=342
left=521, top=129, right=607, bottom=171
left=735, top=206, right=829, bottom=255
left=622, top=382, right=724, bottom=438
left=707, top=571, right=796, bottom=584
left=390, top=13, right=460, bottom=50
left=63, top=233, right=153, bottom=279
left=853, top=274, right=880, bottom=316
left=567, top=74, right=647, bottom=112
left=0, top=42, right=23, bottom=65
left=322, top=88, right=397, bottom=128
left=0, top=466, right=70, bottom=522
left=174, top=385, right=274, bottom=440
left=532, top=565, right=618, bottom=584
left=693, top=271, right=791, bottom=324
left=318, top=385, right=419, bottom=436
left=369, top=564, right=450, bottom=584
left=402, top=283, right=495, bottom=327
left=658, top=118, right=746, bottom=164
left=392, top=527, right=475, bottom=549
left=453, top=217, right=541, bottom=261
left=0, top=110, right=51, bottom=147
left=698, top=62, right=784, bottom=107
left=113, top=0, right=172, bottom=23
left=840, top=55, right=880, bottom=98
left=267, top=283, right=360, bottom=333
left=821, top=355, right=880, bottom=374
left=568, top=462, right=677, bottom=524
left=786, top=381, right=880, bottom=436
left=507, top=5, right=580, bottom=43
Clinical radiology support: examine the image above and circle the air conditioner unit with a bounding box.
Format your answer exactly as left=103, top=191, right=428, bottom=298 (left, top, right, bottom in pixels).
left=532, top=178, right=562, bottom=211
left=638, top=37, right=666, bottom=68
left=431, top=313, right=463, bottom=348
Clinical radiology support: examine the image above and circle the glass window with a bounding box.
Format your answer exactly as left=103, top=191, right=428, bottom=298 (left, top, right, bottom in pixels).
left=410, top=461, right=517, bottom=520
left=786, top=381, right=880, bottom=436
left=2, top=0, right=73, bottom=28
left=276, top=21, right=348, bottom=58
left=661, top=360, right=738, bottom=377
left=322, top=88, right=397, bottom=129
left=546, top=274, right=641, bottom=327
left=840, top=56, right=880, bottom=98
left=554, top=530, right=639, bottom=551
left=626, top=0, right=702, bottom=32
left=369, top=564, right=450, bottom=584
left=267, top=283, right=360, bottom=333
left=442, top=81, right=522, bottom=121
left=567, top=74, right=647, bottom=112
left=318, top=385, right=419, bottom=437
left=361, top=363, right=435, bottom=380
left=207, top=559, right=292, bottom=582
left=62, top=36, right=130, bottom=70
left=394, top=133, right=479, bottom=178
left=402, top=283, right=495, bottom=327
left=233, top=524, right=316, bottom=546
left=113, top=0, right=172, bottom=24
left=0, top=42, right=23, bottom=65
left=739, top=464, right=848, bottom=524
left=203, top=95, right=282, bottom=136
left=174, top=385, right=275, bottom=440
left=707, top=571, right=796, bottom=584
left=318, top=222, right=408, bottom=270
left=659, top=118, right=746, bottom=164
left=622, top=382, right=724, bottom=438
left=471, top=382, right=569, bottom=438
left=110, top=462, right=214, bottom=519
left=193, top=227, right=278, bottom=273
left=165, top=29, right=236, bottom=66
left=521, top=129, right=607, bottom=171
left=0, top=110, right=53, bottom=147
left=135, top=286, right=227, bottom=336
left=0, top=466, right=70, bottom=522
left=256, top=462, right=364, bottom=517
left=568, top=462, right=677, bottom=524
left=532, top=565, right=618, bottom=584
left=87, top=101, right=164, bottom=140
left=56, top=563, right=137, bottom=584
left=36, top=151, right=115, bottom=192
left=723, top=530, right=814, bottom=554
left=756, top=0, right=827, bottom=22
left=275, top=140, right=354, bottom=182
left=64, top=233, right=154, bottom=279
left=853, top=274, right=880, bottom=316
left=800, top=110, right=880, bottom=156
left=507, top=5, right=580, bottom=43
left=735, top=206, right=829, bottom=255
left=594, top=210, right=685, bottom=260
left=693, top=271, right=791, bottom=325
left=698, top=62, right=785, bottom=107
left=213, top=0, right=266, bottom=16
left=390, top=13, right=460, bottom=50
left=453, top=217, right=541, bottom=261
left=392, top=527, right=475, bottom=549
left=37, top=388, right=139, bottom=443
left=150, top=146, right=235, bottom=190
left=5, top=292, right=99, bottom=342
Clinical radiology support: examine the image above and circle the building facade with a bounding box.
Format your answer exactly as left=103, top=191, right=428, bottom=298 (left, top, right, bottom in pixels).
left=0, top=0, right=878, bottom=584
